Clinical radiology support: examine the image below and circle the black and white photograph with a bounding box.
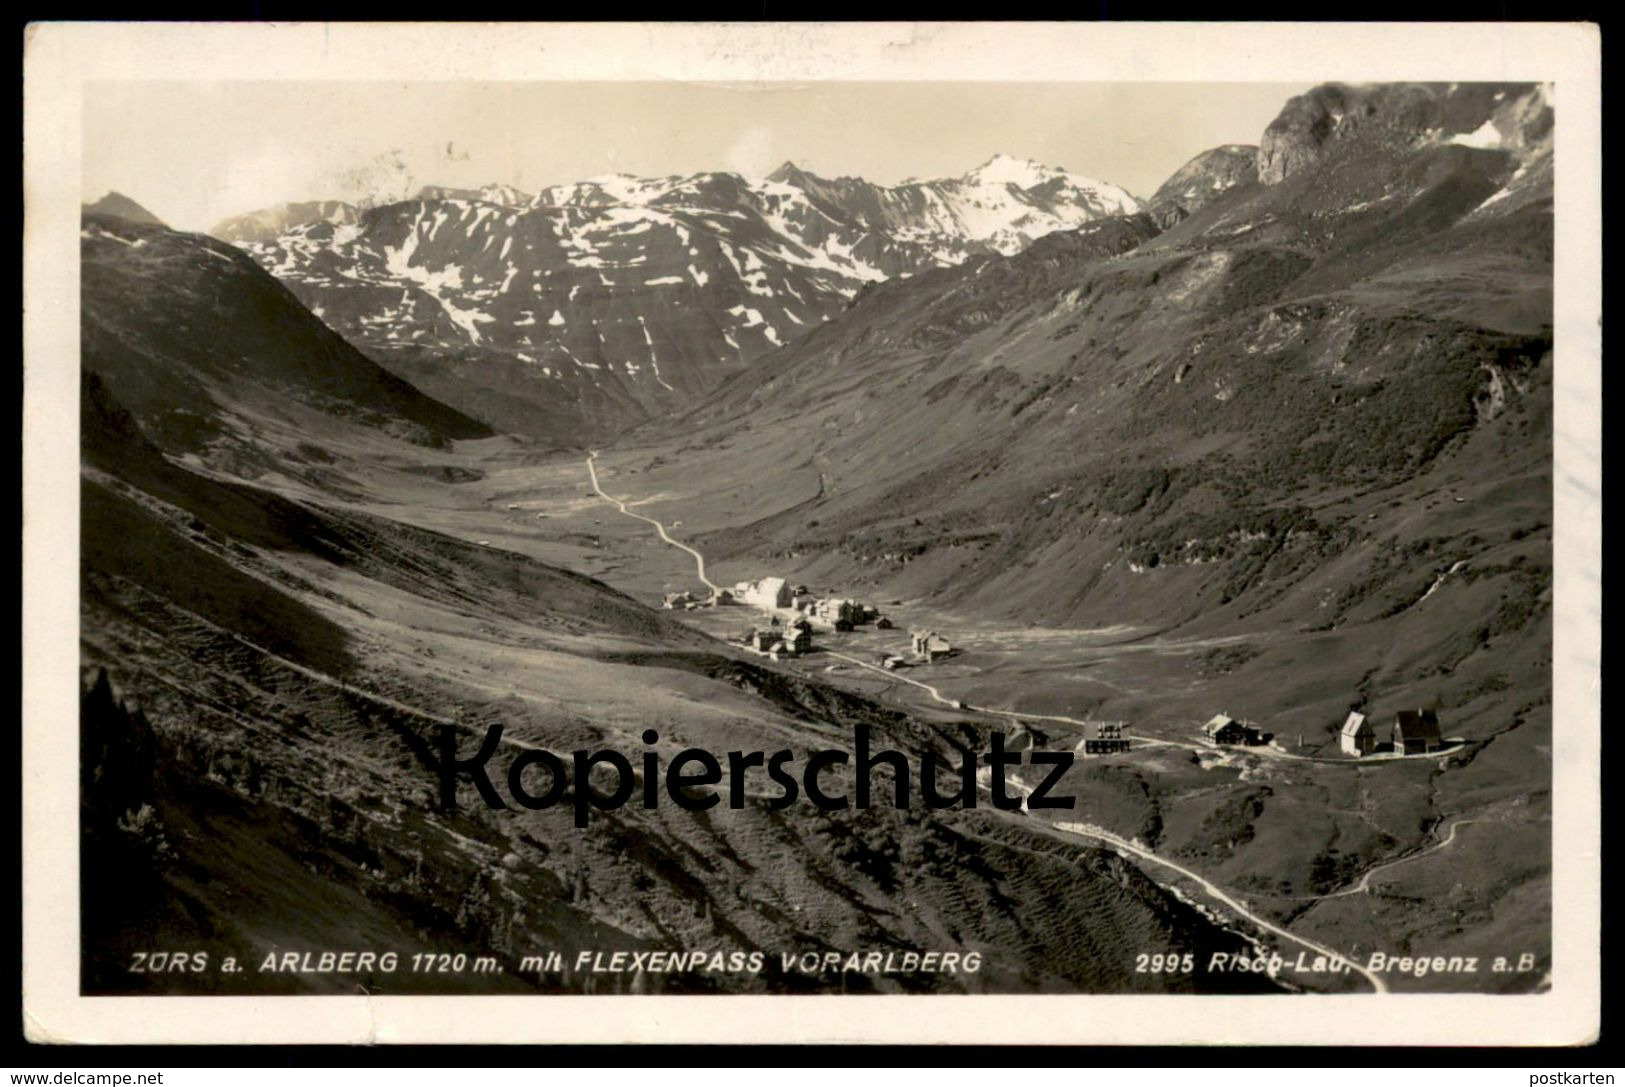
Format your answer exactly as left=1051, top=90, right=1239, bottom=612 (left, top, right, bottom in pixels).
left=22, top=21, right=1600, bottom=1047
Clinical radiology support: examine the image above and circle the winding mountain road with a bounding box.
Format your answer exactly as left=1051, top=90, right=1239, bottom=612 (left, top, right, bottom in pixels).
left=586, top=452, right=720, bottom=593
left=1051, top=819, right=1389, bottom=993
left=1283, top=817, right=1488, bottom=902
left=817, top=649, right=1448, bottom=765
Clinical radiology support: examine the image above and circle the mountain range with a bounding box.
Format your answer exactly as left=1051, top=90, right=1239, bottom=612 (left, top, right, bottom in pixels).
left=206, top=155, right=1138, bottom=440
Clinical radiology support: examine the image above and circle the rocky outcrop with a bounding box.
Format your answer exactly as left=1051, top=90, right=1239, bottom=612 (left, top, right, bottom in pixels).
left=1258, top=84, right=1356, bottom=185
left=1258, top=82, right=1554, bottom=186
left=1145, top=145, right=1258, bottom=228
left=1484, top=84, right=1554, bottom=159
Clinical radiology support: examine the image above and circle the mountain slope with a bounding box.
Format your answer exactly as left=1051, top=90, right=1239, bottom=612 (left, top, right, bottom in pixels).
left=417, top=183, right=533, bottom=206
left=568, top=81, right=1553, bottom=986
left=1144, top=145, right=1259, bottom=229
left=83, top=191, right=166, bottom=226
left=602, top=80, right=1553, bottom=747
left=658, top=81, right=1552, bottom=619
left=209, top=201, right=360, bottom=245
left=212, top=157, right=1139, bottom=441
left=81, top=212, right=491, bottom=459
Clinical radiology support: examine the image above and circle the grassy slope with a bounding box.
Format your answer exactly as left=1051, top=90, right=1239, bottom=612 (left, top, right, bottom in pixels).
left=81, top=213, right=491, bottom=454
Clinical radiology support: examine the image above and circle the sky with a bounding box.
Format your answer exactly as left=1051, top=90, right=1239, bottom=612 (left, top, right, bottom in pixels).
left=82, top=81, right=1315, bottom=232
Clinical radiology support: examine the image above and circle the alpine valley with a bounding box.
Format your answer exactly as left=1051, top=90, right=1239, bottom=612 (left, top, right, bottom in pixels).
left=79, top=82, right=1554, bottom=996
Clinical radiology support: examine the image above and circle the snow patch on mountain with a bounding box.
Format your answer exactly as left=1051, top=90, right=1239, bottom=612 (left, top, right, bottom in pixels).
left=218, top=153, right=1144, bottom=432
left=1450, top=120, right=1503, bottom=149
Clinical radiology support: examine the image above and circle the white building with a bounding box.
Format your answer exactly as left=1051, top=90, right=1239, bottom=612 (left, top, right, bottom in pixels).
left=814, top=598, right=865, bottom=624
left=740, top=577, right=793, bottom=610
left=1340, top=710, right=1376, bottom=757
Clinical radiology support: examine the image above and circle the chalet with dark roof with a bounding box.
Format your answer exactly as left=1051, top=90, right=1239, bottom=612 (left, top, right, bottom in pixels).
left=1392, top=709, right=1444, bottom=755
left=1202, top=713, right=1266, bottom=747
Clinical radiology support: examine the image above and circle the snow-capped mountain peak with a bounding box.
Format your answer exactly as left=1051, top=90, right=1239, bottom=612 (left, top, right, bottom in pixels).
left=211, top=154, right=1145, bottom=439
left=533, top=173, right=688, bottom=208
left=961, top=153, right=1059, bottom=189
left=414, top=183, right=533, bottom=207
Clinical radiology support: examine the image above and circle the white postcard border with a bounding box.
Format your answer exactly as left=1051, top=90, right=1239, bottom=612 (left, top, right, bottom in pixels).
left=22, top=20, right=1601, bottom=1046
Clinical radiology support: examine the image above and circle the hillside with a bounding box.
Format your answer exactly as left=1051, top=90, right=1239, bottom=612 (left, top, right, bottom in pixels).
left=1144, top=145, right=1259, bottom=229
left=82, top=212, right=492, bottom=461
left=646, top=82, right=1552, bottom=644
left=83, top=191, right=166, bottom=226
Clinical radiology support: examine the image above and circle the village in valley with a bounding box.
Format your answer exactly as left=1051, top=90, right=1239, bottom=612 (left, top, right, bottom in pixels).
left=667, top=575, right=953, bottom=669
left=654, top=570, right=1456, bottom=764
left=532, top=443, right=1508, bottom=995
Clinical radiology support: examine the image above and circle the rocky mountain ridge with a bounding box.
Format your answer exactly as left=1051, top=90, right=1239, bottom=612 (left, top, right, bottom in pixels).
left=207, top=155, right=1139, bottom=441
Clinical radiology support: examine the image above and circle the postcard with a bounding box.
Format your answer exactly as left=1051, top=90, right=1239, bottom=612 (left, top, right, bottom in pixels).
left=21, top=20, right=1601, bottom=1045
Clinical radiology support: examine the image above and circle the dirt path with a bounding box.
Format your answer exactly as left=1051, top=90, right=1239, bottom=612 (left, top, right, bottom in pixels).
left=587, top=452, right=720, bottom=593
left=1273, top=817, right=1489, bottom=902
left=816, top=649, right=1454, bottom=766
